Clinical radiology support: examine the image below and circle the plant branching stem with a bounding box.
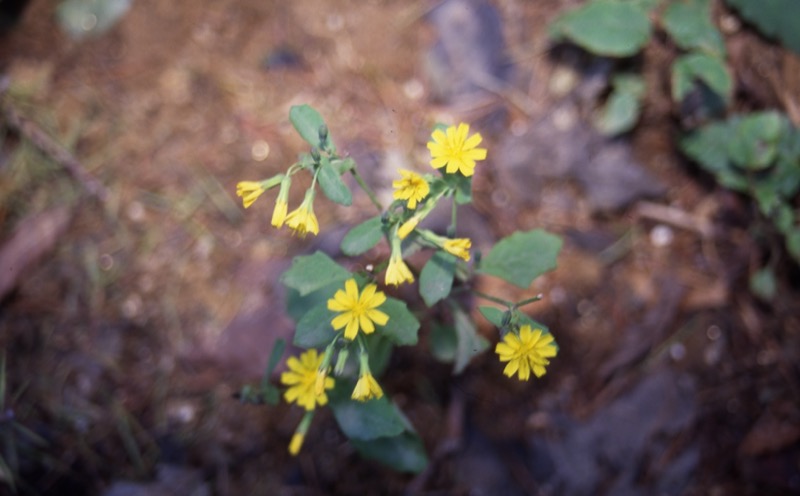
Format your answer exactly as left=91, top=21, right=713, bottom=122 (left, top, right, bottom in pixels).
left=351, top=169, right=383, bottom=212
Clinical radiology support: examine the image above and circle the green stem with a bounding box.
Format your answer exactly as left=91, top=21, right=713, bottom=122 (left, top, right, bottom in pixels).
left=514, top=295, right=543, bottom=309
left=471, top=290, right=514, bottom=308
left=351, top=169, right=384, bottom=212
left=448, top=199, right=458, bottom=237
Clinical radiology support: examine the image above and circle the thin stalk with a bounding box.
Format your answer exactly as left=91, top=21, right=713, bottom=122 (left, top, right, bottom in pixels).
left=448, top=199, right=458, bottom=237
left=351, top=169, right=384, bottom=212
left=471, top=290, right=514, bottom=308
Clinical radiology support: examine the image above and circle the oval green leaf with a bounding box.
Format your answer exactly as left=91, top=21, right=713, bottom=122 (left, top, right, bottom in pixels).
left=380, top=298, right=420, bottom=346
left=329, top=383, right=406, bottom=440
left=341, top=216, right=384, bottom=256
left=419, top=251, right=456, bottom=307
left=478, top=229, right=562, bottom=288
left=351, top=432, right=428, bottom=474
left=318, top=156, right=352, bottom=206
left=289, top=104, right=335, bottom=151
left=551, top=0, right=652, bottom=57
left=281, top=252, right=350, bottom=296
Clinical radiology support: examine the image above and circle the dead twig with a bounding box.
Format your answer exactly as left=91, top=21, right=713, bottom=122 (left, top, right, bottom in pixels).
left=0, top=77, right=108, bottom=202
left=635, top=201, right=715, bottom=238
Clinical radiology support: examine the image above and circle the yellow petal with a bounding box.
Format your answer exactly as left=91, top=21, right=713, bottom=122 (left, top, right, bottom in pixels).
left=331, top=313, right=352, bottom=330
left=367, top=309, right=389, bottom=327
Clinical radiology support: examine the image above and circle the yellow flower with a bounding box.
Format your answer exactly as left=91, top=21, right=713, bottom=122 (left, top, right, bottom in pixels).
left=281, top=349, right=335, bottom=410
left=386, top=252, right=414, bottom=286
left=392, top=170, right=430, bottom=209
left=285, top=189, right=319, bottom=237
left=443, top=238, right=472, bottom=261
left=495, top=325, right=557, bottom=381
left=397, top=216, right=420, bottom=240
left=288, top=432, right=304, bottom=456
left=272, top=176, right=291, bottom=227
left=427, top=123, right=487, bottom=177
left=386, top=235, right=414, bottom=286
left=351, top=372, right=384, bottom=401
left=327, top=279, right=389, bottom=340
left=236, top=181, right=266, bottom=208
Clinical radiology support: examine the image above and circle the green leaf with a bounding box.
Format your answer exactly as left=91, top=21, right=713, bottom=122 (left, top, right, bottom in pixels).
left=749, top=267, right=777, bottom=301
left=452, top=305, right=489, bottom=374
left=57, top=0, right=131, bottom=40
left=680, top=121, right=750, bottom=192
left=294, top=303, right=336, bottom=348
left=341, top=216, right=384, bottom=256
left=550, top=0, right=652, bottom=57
left=329, top=383, right=406, bottom=440
left=449, top=174, right=473, bottom=205
left=727, top=112, right=785, bottom=170
left=289, top=104, right=336, bottom=151
left=286, top=280, right=343, bottom=322
left=662, top=0, right=726, bottom=56
left=281, top=252, right=350, bottom=296
left=351, top=432, right=428, bottom=473
left=479, top=229, right=562, bottom=288
left=430, top=324, right=457, bottom=362
left=419, top=251, right=456, bottom=307
left=787, top=229, right=800, bottom=262
left=594, top=74, right=646, bottom=135
left=774, top=204, right=795, bottom=234
left=630, top=0, right=662, bottom=11
left=680, top=121, right=730, bottom=173
left=671, top=53, right=732, bottom=103
left=318, top=156, right=352, bottom=206
left=380, top=298, right=420, bottom=346
left=725, top=0, right=800, bottom=55
left=366, top=334, right=393, bottom=377
left=478, top=306, right=506, bottom=328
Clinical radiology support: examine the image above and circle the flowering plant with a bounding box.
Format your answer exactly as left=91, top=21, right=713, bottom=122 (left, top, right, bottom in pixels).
left=235, top=105, right=561, bottom=471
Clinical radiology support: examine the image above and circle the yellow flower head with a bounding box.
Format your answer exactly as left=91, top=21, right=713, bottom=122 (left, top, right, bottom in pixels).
left=281, top=349, right=335, bottom=410
left=352, top=372, right=384, bottom=402
left=386, top=252, right=414, bottom=286
left=285, top=189, right=319, bottom=237
left=272, top=176, right=292, bottom=227
left=397, top=216, right=420, bottom=240
left=392, top=170, right=430, bottom=209
left=495, top=325, right=557, bottom=381
left=386, top=235, right=414, bottom=286
left=427, top=123, right=487, bottom=177
left=443, top=238, right=472, bottom=261
left=288, top=432, right=305, bottom=456
left=236, top=181, right=266, bottom=209
left=327, top=279, right=389, bottom=340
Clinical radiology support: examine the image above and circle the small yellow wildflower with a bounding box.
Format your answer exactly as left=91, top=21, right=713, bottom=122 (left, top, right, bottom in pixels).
left=392, top=170, right=430, bottom=209
left=281, top=349, right=335, bottom=410
left=236, top=181, right=267, bottom=208
left=386, top=235, right=414, bottom=286
left=427, top=123, right=487, bottom=177
left=398, top=216, right=420, bottom=240
left=285, top=189, right=319, bottom=237
left=327, top=279, right=389, bottom=340
left=288, top=432, right=304, bottom=456
left=272, top=176, right=291, bottom=227
left=352, top=372, right=384, bottom=401
left=495, top=325, right=557, bottom=381
left=386, top=251, right=414, bottom=286
left=443, top=238, right=472, bottom=261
